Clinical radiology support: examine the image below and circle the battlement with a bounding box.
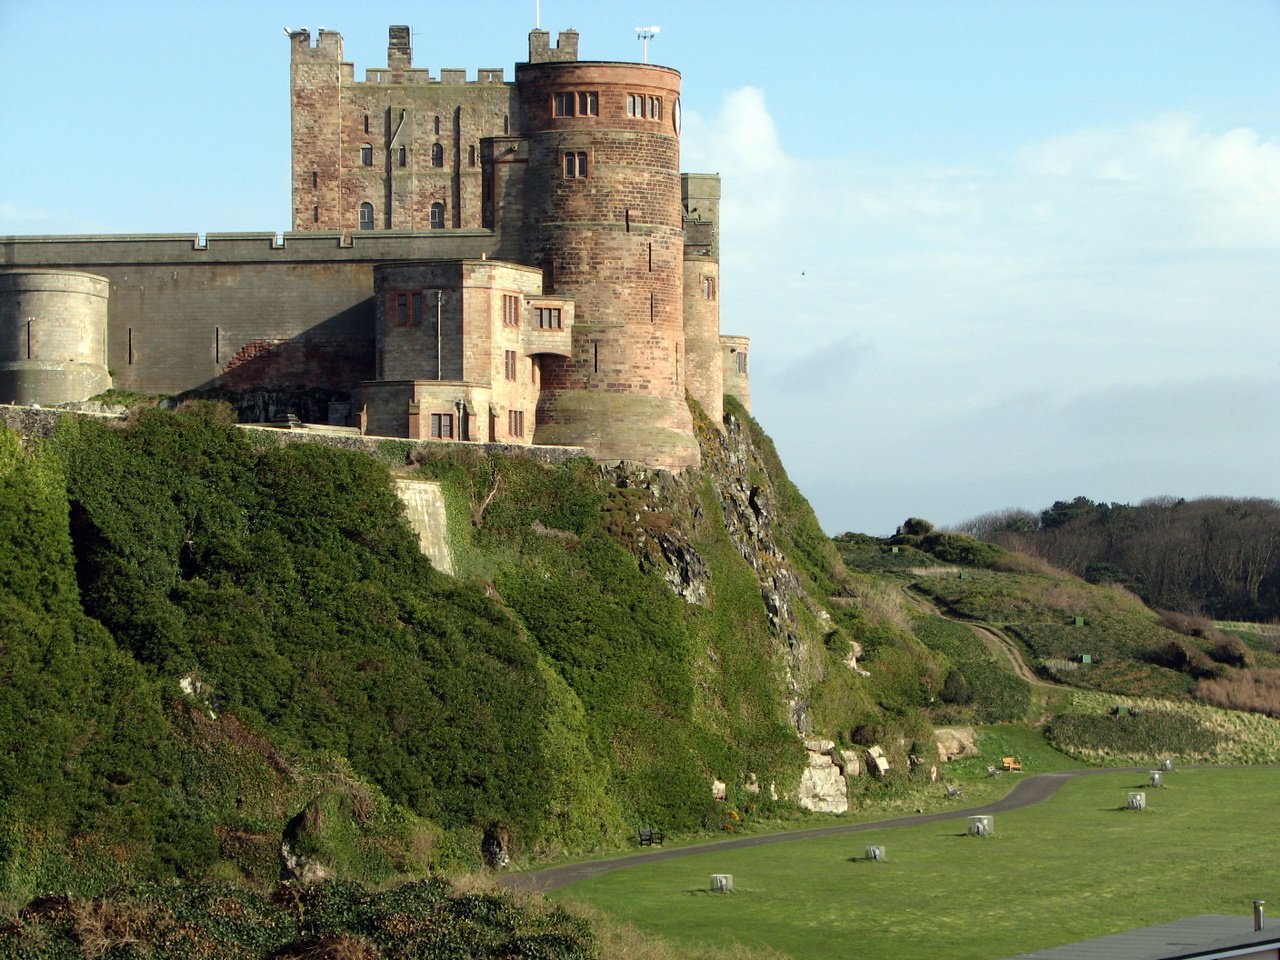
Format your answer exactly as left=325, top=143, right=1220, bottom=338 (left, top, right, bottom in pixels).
left=289, top=28, right=343, bottom=61
left=0, top=231, right=502, bottom=266
left=527, top=29, right=579, bottom=63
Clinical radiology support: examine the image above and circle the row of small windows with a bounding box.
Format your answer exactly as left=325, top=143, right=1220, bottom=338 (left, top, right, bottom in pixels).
left=367, top=114, right=448, bottom=135
left=626, top=94, right=663, bottom=120
left=552, top=91, right=664, bottom=121
left=359, top=201, right=445, bottom=230
left=553, top=91, right=599, bottom=117
left=360, top=143, right=446, bottom=167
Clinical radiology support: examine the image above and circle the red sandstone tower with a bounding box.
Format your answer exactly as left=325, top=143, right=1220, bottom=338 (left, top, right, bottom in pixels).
left=516, top=55, right=700, bottom=470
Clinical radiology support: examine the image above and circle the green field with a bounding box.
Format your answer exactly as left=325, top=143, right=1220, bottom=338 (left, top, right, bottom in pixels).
left=554, top=767, right=1280, bottom=959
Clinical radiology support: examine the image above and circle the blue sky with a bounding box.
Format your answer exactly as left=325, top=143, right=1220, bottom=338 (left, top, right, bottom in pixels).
left=3, top=0, right=1278, bottom=535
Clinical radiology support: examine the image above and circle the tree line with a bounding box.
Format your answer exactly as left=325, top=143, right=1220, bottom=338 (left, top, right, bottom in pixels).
left=957, top=496, right=1280, bottom=622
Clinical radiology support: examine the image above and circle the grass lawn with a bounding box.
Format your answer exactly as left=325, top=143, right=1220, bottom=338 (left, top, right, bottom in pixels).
left=555, top=767, right=1280, bottom=959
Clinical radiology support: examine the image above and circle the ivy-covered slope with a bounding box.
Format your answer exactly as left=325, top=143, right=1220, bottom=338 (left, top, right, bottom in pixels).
left=3, top=398, right=902, bottom=909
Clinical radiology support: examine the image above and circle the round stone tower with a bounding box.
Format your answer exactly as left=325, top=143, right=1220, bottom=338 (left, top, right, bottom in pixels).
left=516, top=58, right=699, bottom=469
left=0, top=270, right=111, bottom=405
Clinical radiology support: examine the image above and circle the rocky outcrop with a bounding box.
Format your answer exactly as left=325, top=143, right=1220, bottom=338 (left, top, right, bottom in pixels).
left=797, top=739, right=848, bottom=813
left=934, top=726, right=978, bottom=762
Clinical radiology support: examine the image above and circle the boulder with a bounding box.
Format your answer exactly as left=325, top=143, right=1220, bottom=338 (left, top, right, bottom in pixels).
left=934, top=726, right=978, bottom=762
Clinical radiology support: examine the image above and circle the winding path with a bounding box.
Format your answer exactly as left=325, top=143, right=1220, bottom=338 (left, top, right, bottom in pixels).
left=502, top=768, right=1134, bottom=893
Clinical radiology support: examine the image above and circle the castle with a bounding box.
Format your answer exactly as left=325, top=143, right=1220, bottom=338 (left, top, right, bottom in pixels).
left=0, top=25, right=750, bottom=470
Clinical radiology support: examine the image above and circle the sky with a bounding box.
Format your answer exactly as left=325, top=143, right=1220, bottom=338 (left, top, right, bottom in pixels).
left=2, top=0, right=1278, bottom=536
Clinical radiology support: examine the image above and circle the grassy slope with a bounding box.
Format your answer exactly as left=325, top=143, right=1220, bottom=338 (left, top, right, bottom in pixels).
left=556, top=767, right=1280, bottom=960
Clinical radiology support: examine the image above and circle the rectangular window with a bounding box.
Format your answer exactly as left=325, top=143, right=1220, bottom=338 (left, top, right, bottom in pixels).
left=412, top=292, right=423, bottom=326
left=396, top=293, right=409, bottom=327
left=554, top=91, right=597, bottom=117
left=648, top=96, right=662, bottom=120
left=361, top=144, right=373, bottom=166
left=503, top=294, right=520, bottom=327
left=703, top=276, right=716, bottom=300
left=535, top=307, right=562, bottom=330
left=430, top=413, right=454, bottom=439
left=737, top=352, right=748, bottom=375
left=504, top=349, right=518, bottom=381
left=627, top=93, right=642, bottom=118
left=508, top=409, right=525, bottom=438
left=564, top=151, right=588, bottom=178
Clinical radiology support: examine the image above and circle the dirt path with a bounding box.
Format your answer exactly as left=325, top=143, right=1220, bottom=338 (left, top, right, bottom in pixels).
left=501, top=768, right=1135, bottom=893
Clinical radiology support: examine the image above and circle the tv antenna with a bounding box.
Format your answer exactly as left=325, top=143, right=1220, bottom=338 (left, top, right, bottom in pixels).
left=636, top=26, right=660, bottom=63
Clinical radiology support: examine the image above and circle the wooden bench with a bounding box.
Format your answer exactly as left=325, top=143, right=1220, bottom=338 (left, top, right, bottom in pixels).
left=637, top=827, right=665, bottom=847
left=1001, top=756, right=1023, bottom=772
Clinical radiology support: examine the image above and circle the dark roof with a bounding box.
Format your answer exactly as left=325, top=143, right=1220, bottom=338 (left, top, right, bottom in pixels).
left=1004, top=915, right=1280, bottom=960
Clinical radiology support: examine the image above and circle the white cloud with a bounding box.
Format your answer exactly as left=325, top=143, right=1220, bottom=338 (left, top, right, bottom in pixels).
left=682, top=91, right=1280, bottom=534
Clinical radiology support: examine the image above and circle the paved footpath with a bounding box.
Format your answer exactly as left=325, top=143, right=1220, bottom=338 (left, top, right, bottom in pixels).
left=501, top=768, right=1140, bottom=893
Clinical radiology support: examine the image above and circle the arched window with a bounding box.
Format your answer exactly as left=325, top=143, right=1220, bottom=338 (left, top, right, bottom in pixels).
left=361, top=143, right=373, bottom=166
left=359, top=203, right=374, bottom=230
left=429, top=202, right=445, bottom=229
left=431, top=143, right=444, bottom=167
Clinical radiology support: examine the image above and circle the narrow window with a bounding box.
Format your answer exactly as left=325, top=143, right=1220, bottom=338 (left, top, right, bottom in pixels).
left=648, top=96, right=662, bottom=120
left=737, top=351, right=748, bottom=375
left=703, top=276, right=716, bottom=300
left=128, top=327, right=133, bottom=364
left=359, top=202, right=374, bottom=230
left=627, top=93, right=640, bottom=118
left=504, top=349, right=518, bottom=381
left=313, top=205, right=319, bottom=223
left=649, top=292, right=655, bottom=323
left=503, top=114, right=510, bottom=134
left=503, top=294, right=520, bottom=327
left=430, top=202, right=445, bottom=229
left=398, top=145, right=407, bottom=167
left=542, top=258, right=554, bottom=293
left=592, top=341, right=599, bottom=373
left=431, top=413, right=454, bottom=439
left=564, top=151, right=588, bottom=178
left=396, top=293, right=409, bottom=327
left=431, top=143, right=444, bottom=167
left=648, top=242, right=652, bottom=272
left=363, top=114, right=370, bottom=134
left=311, top=171, right=318, bottom=189
left=361, top=143, right=373, bottom=166
left=434, top=115, right=441, bottom=135
left=469, top=144, right=476, bottom=166
left=412, top=292, right=423, bottom=325
left=553, top=92, right=575, bottom=117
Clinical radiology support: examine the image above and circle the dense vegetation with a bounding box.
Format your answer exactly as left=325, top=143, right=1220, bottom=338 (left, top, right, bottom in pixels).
left=0, top=876, right=594, bottom=959
left=960, top=495, right=1280, bottom=621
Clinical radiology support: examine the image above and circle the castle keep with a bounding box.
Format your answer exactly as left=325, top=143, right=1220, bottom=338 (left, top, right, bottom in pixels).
left=0, top=26, right=750, bottom=470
